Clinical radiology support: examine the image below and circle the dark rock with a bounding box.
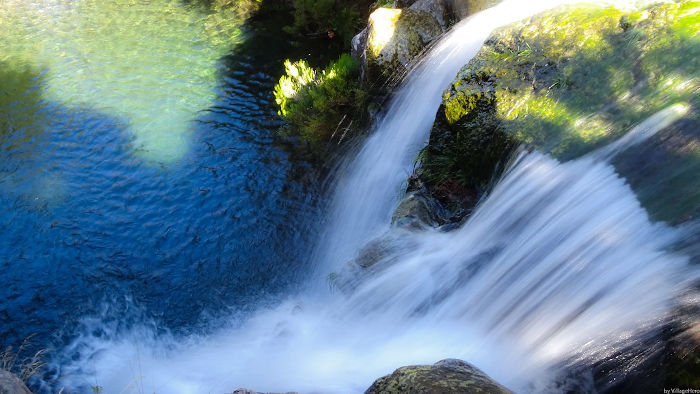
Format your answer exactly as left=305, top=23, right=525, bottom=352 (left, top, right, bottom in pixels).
left=329, top=231, right=421, bottom=293
left=391, top=192, right=445, bottom=229
left=445, top=0, right=493, bottom=20
left=365, top=358, right=513, bottom=393
left=409, top=0, right=450, bottom=30
left=353, top=7, right=443, bottom=93
left=393, top=0, right=419, bottom=8
left=0, top=370, right=31, bottom=394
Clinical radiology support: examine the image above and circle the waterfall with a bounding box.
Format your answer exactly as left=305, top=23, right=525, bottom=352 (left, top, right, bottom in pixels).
left=311, top=0, right=588, bottom=276
left=56, top=1, right=697, bottom=393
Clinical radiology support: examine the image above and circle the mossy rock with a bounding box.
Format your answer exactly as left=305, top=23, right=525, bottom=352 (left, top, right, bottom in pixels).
left=391, top=192, right=448, bottom=229
left=365, top=7, right=443, bottom=90
left=365, top=358, right=513, bottom=394
left=421, top=1, right=700, bottom=223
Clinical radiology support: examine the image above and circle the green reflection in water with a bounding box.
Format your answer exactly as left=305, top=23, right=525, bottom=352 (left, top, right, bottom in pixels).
left=0, top=0, right=256, bottom=162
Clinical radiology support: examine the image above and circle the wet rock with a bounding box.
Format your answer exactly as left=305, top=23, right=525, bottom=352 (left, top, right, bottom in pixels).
left=391, top=192, right=444, bottom=229
left=356, top=7, right=443, bottom=91
left=328, top=235, right=399, bottom=294
left=353, top=0, right=493, bottom=93
left=408, top=0, right=450, bottom=30
left=396, top=0, right=492, bottom=21
left=0, top=370, right=31, bottom=394
left=365, top=358, right=513, bottom=394
left=419, top=1, right=700, bottom=223
left=329, top=231, right=420, bottom=293
left=351, top=27, right=369, bottom=64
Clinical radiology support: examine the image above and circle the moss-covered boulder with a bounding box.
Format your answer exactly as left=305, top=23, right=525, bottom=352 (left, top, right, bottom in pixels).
left=420, top=1, right=700, bottom=223
left=365, top=359, right=513, bottom=394
left=391, top=192, right=448, bottom=229
left=353, top=6, right=443, bottom=91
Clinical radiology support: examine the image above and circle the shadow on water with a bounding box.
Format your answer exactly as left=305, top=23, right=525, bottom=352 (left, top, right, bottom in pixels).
left=0, top=2, right=335, bottom=391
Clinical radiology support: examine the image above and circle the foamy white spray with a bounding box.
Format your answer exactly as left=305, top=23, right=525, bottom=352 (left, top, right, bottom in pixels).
left=56, top=1, right=697, bottom=393
left=57, top=104, right=695, bottom=393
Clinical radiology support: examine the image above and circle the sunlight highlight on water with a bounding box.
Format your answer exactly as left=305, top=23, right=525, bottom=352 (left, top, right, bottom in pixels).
left=0, top=0, right=255, bottom=162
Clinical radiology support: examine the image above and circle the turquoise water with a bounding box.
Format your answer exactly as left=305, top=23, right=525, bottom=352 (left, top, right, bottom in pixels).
left=1, top=0, right=256, bottom=161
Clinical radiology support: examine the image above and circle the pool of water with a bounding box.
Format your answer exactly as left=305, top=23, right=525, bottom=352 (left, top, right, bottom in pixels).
left=0, top=1, right=328, bottom=388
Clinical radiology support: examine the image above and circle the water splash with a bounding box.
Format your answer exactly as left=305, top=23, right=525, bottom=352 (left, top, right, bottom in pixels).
left=595, top=102, right=689, bottom=159
left=0, top=0, right=254, bottom=162
left=57, top=123, right=695, bottom=393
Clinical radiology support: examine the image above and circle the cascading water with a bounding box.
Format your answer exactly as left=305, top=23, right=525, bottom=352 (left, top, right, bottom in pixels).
left=58, top=106, right=696, bottom=393
left=55, top=1, right=698, bottom=393
left=311, top=0, right=589, bottom=275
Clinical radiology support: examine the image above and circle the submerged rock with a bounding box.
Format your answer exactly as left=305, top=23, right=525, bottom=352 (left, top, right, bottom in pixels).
left=329, top=230, right=421, bottom=293
left=352, top=0, right=496, bottom=94
left=391, top=192, right=446, bottom=229
left=365, top=359, right=513, bottom=394
left=353, top=1, right=447, bottom=92
left=0, top=370, right=31, bottom=394
left=419, top=1, right=700, bottom=223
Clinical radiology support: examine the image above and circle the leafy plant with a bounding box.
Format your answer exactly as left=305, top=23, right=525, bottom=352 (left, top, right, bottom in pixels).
left=274, top=54, right=367, bottom=146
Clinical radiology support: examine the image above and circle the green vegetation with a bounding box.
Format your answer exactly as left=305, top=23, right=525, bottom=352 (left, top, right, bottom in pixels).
left=274, top=54, right=367, bottom=145
left=420, top=1, right=700, bottom=222
left=442, top=2, right=700, bottom=158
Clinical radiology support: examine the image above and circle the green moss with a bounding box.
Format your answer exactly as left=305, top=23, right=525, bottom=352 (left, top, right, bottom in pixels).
left=365, top=8, right=442, bottom=91
left=444, top=71, right=496, bottom=124
left=422, top=0, right=700, bottom=222
left=274, top=54, right=367, bottom=146
left=445, top=1, right=699, bottom=156
left=366, top=360, right=512, bottom=394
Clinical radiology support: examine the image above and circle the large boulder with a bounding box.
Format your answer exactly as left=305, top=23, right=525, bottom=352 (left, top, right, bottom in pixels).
left=418, top=1, right=700, bottom=223
left=365, top=359, right=513, bottom=393
left=445, top=0, right=492, bottom=19
left=353, top=6, right=443, bottom=91
left=0, top=370, right=31, bottom=394
left=407, top=0, right=450, bottom=29
left=352, top=0, right=498, bottom=93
